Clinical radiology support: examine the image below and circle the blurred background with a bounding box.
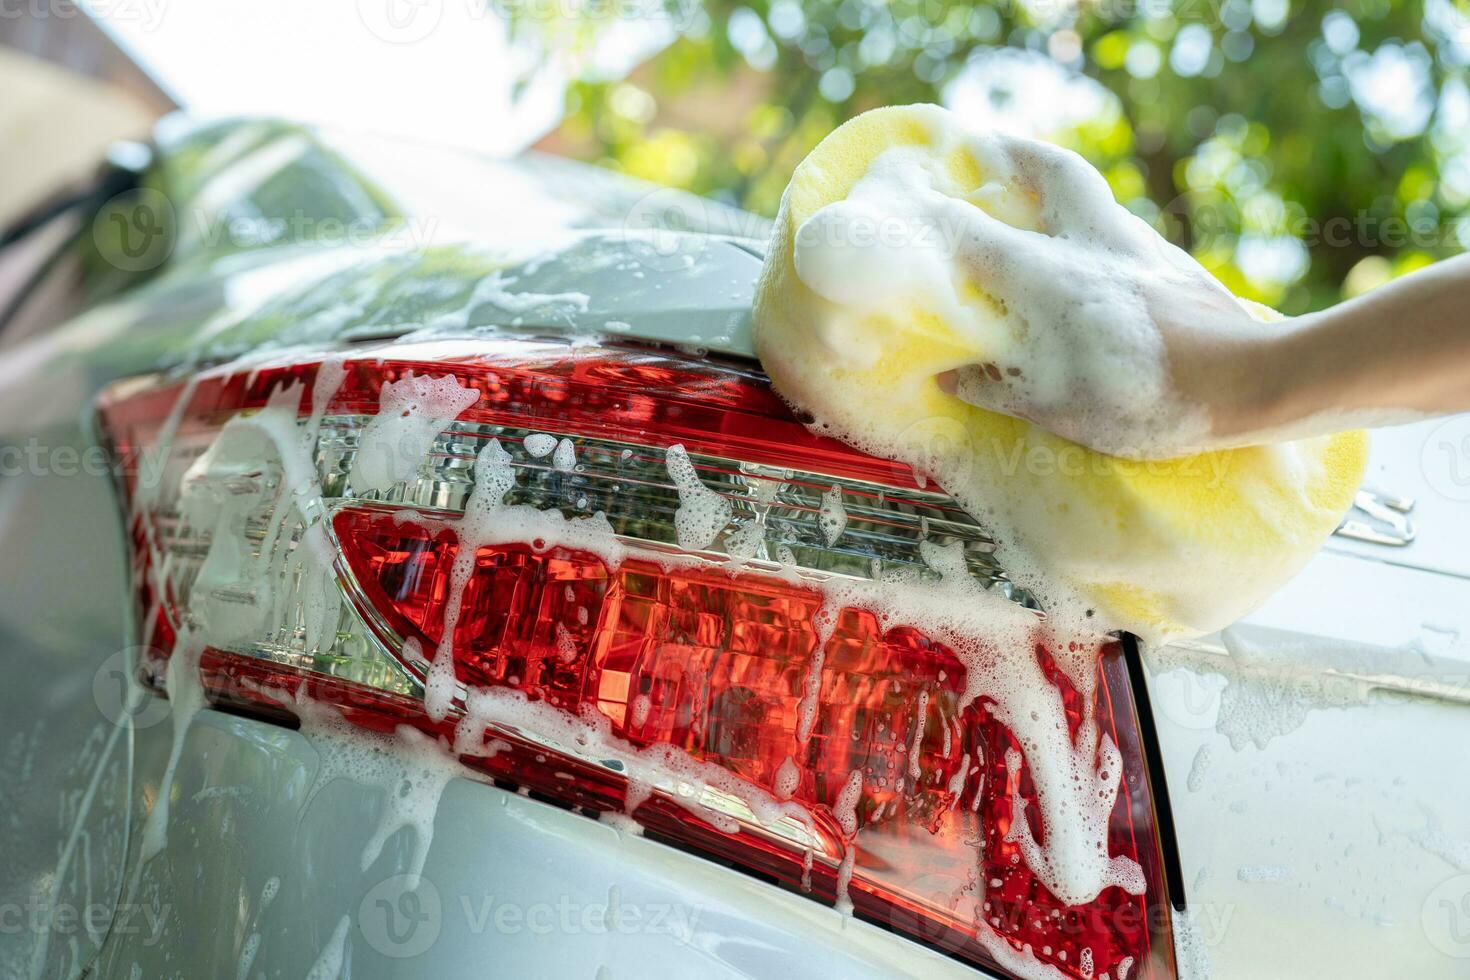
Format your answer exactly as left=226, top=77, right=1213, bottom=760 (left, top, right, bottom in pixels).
left=538, top=0, right=1470, bottom=313
left=5, top=0, right=1470, bottom=314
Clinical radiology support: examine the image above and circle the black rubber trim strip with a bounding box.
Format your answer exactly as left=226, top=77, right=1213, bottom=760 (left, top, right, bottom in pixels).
left=1122, top=632, right=1188, bottom=912
left=0, top=165, right=141, bottom=334
left=0, top=164, right=137, bottom=251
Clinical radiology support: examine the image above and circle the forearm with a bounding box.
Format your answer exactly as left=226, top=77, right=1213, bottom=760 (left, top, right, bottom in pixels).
left=1252, top=254, right=1470, bottom=434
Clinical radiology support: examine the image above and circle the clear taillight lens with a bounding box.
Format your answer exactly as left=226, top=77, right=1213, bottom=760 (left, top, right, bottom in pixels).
left=98, top=338, right=1178, bottom=978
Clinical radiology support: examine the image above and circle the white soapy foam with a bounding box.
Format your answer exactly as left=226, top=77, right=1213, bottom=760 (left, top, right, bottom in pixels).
left=196, top=359, right=352, bottom=649
left=554, top=622, right=578, bottom=663
left=723, top=520, right=766, bottom=562
left=350, top=372, right=479, bottom=492
left=523, top=432, right=557, bottom=457
left=1403, top=807, right=1470, bottom=871
left=138, top=631, right=206, bottom=865
left=761, top=105, right=1365, bottom=647
left=178, top=381, right=342, bottom=651
left=1171, top=906, right=1212, bottom=980
left=1150, top=628, right=1469, bottom=757
left=260, top=683, right=466, bottom=889
left=969, top=918, right=1074, bottom=980
left=1171, top=630, right=1382, bottom=751
left=947, top=751, right=972, bottom=799
left=794, top=638, right=828, bottom=745
left=906, top=688, right=929, bottom=783
left=304, top=915, right=351, bottom=980
left=422, top=438, right=624, bottom=721
left=811, top=541, right=1144, bottom=908
left=629, top=694, right=651, bottom=728
left=237, top=933, right=260, bottom=980
left=236, top=875, right=282, bottom=980
left=140, top=357, right=351, bottom=865
left=132, top=341, right=1141, bottom=977
left=465, top=270, right=590, bottom=315
left=818, top=484, right=847, bottom=546
left=774, top=756, right=800, bottom=801
left=665, top=444, right=733, bottom=551
left=1236, top=864, right=1292, bottom=883
left=832, top=768, right=864, bottom=914
left=552, top=437, right=577, bottom=472
left=1186, top=744, right=1213, bottom=793
left=790, top=113, right=1215, bottom=460
left=453, top=685, right=814, bottom=838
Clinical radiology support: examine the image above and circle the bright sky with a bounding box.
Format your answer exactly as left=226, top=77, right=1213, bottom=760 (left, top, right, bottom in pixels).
left=85, top=0, right=669, bottom=156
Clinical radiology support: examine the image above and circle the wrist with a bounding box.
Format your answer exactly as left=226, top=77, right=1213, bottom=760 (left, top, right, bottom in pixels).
left=1248, top=311, right=1331, bottom=435
left=1196, top=316, right=1298, bottom=444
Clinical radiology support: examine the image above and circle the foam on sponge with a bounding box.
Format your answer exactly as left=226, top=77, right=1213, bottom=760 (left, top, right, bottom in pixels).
left=752, top=104, right=1367, bottom=642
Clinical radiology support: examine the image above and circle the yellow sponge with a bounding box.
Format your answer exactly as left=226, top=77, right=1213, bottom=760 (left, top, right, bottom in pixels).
left=753, top=105, right=1366, bottom=642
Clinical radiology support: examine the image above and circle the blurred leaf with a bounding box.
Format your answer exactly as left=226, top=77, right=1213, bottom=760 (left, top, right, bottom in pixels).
left=518, top=0, right=1470, bottom=310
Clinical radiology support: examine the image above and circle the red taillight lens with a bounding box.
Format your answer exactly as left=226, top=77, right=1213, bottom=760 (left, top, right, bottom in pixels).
left=99, top=338, right=1178, bottom=979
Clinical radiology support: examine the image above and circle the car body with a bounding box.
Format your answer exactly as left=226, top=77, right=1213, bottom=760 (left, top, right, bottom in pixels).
left=1, top=117, right=1468, bottom=980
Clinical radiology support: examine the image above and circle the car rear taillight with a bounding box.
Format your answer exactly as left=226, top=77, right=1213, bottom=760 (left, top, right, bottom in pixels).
left=98, top=337, right=1178, bottom=979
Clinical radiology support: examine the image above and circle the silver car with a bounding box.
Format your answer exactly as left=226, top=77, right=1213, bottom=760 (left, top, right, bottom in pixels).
left=2, top=117, right=1468, bottom=980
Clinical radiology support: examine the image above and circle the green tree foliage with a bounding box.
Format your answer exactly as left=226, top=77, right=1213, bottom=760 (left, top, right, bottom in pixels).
left=545, top=0, right=1470, bottom=312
